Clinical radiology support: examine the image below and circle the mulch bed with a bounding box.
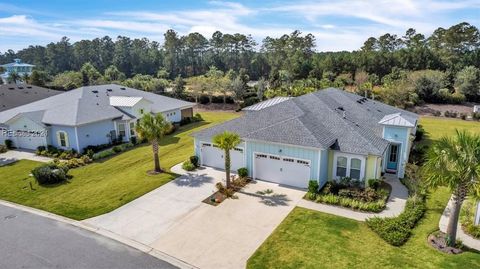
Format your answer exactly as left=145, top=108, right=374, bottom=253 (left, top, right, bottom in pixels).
left=202, top=177, right=252, bottom=206
left=428, top=231, right=463, bottom=254
left=202, top=191, right=227, bottom=206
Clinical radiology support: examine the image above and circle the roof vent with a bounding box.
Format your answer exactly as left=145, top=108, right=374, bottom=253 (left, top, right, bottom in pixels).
left=18, top=86, right=24, bottom=89
left=92, top=90, right=99, bottom=93
left=27, top=86, right=32, bottom=89
left=337, top=106, right=344, bottom=111
left=120, top=87, right=126, bottom=90
left=8, top=87, right=14, bottom=90
left=107, top=89, right=113, bottom=92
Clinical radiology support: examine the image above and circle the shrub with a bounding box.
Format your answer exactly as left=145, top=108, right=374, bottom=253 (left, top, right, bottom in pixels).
left=231, top=177, right=249, bottom=190
left=242, top=96, right=260, bottom=108
left=182, top=160, right=196, bottom=171
left=31, top=164, right=69, bottom=185
left=164, top=124, right=176, bottom=135
left=92, top=149, right=115, bottom=160
left=4, top=139, right=13, bottom=149
left=433, top=110, right=441, bottom=117
left=130, top=136, right=137, bottom=145
left=366, top=196, right=426, bottom=246
left=193, top=113, right=203, bottom=122
left=199, top=94, right=210, bottom=104
left=0, top=144, right=7, bottom=153
left=367, top=179, right=380, bottom=190
left=460, top=199, right=480, bottom=239
left=308, top=180, right=319, bottom=194
left=189, top=155, right=199, bottom=167
left=237, top=167, right=248, bottom=178
left=112, top=145, right=122, bottom=153
left=414, top=125, right=425, bottom=142
left=37, top=146, right=46, bottom=152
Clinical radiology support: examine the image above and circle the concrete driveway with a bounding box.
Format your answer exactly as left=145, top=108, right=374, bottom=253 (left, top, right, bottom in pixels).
left=0, top=149, right=52, bottom=166
left=84, top=165, right=305, bottom=269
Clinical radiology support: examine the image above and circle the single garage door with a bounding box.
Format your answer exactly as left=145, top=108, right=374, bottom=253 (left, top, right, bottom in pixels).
left=200, top=143, right=244, bottom=171
left=254, top=153, right=311, bottom=189
left=15, top=130, right=47, bottom=150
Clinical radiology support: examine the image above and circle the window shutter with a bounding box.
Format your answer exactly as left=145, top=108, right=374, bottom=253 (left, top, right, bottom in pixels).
left=56, top=131, right=61, bottom=146
left=64, top=132, right=69, bottom=148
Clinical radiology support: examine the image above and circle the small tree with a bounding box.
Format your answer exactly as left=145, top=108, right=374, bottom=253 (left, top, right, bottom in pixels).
left=173, top=75, right=185, bottom=98
left=213, top=131, right=241, bottom=189
left=256, top=77, right=267, bottom=100
left=135, top=113, right=172, bottom=173
left=423, top=130, right=480, bottom=246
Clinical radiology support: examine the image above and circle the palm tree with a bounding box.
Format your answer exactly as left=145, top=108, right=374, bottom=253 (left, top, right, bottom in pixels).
left=135, top=113, right=172, bottom=173
left=213, top=131, right=241, bottom=189
left=7, top=71, right=20, bottom=84
left=423, top=130, right=480, bottom=246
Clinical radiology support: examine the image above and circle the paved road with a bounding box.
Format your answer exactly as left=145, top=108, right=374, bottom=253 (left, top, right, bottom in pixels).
left=0, top=205, right=178, bottom=269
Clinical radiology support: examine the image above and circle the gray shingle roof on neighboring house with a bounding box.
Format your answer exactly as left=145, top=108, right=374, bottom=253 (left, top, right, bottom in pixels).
left=193, top=88, right=419, bottom=156
left=0, top=84, right=194, bottom=126
left=0, top=84, right=62, bottom=112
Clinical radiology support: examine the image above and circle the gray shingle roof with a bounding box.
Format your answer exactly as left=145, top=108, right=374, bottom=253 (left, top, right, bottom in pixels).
left=193, top=88, right=418, bottom=156
left=0, top=84, right=194, bottom=126
left=0, top=84, right=62, bottom=112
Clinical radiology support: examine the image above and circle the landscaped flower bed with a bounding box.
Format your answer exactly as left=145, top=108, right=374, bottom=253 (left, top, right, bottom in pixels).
left=460, top=199, right=480, bottom=239
left=305, top=178, right=391, bottom=212
left=203, top=169, right=251, bottom=206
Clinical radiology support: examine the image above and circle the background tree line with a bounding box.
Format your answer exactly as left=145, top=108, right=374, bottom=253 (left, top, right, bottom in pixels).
left=1, top=22, right=479, bottom=107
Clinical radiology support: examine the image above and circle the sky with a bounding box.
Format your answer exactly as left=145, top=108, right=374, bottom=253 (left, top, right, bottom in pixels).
left=0, top=0, right=479, bottom=52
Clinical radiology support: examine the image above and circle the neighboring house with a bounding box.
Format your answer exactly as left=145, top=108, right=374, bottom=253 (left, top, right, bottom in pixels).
left=193, top=88, right=418, bottom=189
left=474, top=105, right=479, bottom=113
left=242, top=96, right=292, bottom=112
left=0, top=84, right=194, bottom=152
left=0, top=84, right=62, bottom=112
left=1, top=59, right=34, bottom=83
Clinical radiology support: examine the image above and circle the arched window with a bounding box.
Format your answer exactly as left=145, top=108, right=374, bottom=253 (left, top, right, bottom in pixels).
left=350, top=158, right=361, bottom=180
left=336, top=156, right=347, bottom=178
left=57, top=131, right=69, bottom=147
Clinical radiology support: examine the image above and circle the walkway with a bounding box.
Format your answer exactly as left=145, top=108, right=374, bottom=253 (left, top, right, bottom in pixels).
left=439, top=197, right=480, bottom=251
left=0, top=149, right=52, bottom=166
left=297, top=174, right=409, bottom=221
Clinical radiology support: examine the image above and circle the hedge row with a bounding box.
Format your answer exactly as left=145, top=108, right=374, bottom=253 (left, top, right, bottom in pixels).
left=366, top=196, right=426, bottom=246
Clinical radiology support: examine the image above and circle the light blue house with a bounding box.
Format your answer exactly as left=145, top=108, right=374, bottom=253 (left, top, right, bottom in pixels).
left=0, top=59, right=34, bottom=83
left=192, top=88, right=418, bottom=189
left=0, top=84, right=194, bottom=152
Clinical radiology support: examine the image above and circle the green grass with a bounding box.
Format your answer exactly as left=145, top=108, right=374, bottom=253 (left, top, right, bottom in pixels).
left=248, top=188, right=480, bottom=269
left=419, top=116, right=480, bottom=144
left=0, top=111, right=239, bottom=220
left=248, top=116, right=480, bottom=269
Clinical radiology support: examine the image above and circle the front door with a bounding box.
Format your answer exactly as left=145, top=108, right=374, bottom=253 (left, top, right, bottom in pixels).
left=387, top=144, right=400, bottom=171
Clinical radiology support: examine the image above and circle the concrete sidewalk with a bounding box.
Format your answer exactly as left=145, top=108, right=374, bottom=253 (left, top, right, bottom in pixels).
left=297, top=174, right=408, bottom=221
left=439, top=197, right=480, bottom=251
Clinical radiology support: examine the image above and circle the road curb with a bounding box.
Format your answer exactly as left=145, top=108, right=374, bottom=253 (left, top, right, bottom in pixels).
left=0, top=199, right=198, bottom=269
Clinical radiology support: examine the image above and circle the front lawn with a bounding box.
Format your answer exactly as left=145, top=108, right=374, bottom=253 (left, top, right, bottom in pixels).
left=0, top=111, right=239, bottom=220
left=248, top=188, right=480, bottom=269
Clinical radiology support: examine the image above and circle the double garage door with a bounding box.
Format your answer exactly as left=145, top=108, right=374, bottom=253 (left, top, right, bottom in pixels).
left=200, top=143, right=244, bottom=172
left=254, top=153, right=311, bottom=189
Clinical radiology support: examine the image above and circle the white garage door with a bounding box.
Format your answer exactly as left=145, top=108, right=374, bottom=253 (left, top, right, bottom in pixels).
left=15, top=130, right=47, bottom=150
left=200, top=143, right=244, bottom=171
left=254, top=153, right=311, bottom=189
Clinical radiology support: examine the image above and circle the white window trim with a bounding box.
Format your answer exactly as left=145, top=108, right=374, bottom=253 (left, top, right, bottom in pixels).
left=57, top=131, right=69, bottom=148
left=333, top=152, right=366, bottom=181
left=117, top=122, right=126, bottom=138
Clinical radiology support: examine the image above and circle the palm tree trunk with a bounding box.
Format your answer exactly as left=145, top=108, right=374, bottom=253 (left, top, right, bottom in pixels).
left=446, top=184, right=467, bottom=246
left=225, top=149, right=231, bottom=189
left=152, top=139, right=161, bottom=172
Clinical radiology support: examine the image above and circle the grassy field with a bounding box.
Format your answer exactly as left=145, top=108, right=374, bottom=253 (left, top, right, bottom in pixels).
left=419, top=116, right=480, bottom=143
left=0, top=111, right=239, bottom=220
left=248, top=116, right=480, bottom=269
